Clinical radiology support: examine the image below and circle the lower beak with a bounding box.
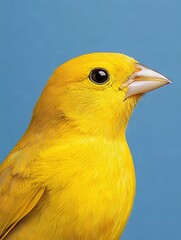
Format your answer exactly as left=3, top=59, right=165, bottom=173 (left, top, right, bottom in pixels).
left=121, top=63, right=171, bottom=99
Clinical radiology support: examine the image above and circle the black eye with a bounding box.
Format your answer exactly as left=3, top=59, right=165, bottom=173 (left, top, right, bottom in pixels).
left=89, top=68, right=109, bottom=84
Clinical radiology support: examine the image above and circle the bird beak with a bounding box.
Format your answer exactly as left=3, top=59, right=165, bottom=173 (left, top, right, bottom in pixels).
left=121, top=63, right=171, bottom=99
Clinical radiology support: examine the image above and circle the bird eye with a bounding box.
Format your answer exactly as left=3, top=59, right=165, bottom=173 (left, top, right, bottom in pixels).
left=89, top=68, right=109, bottom=84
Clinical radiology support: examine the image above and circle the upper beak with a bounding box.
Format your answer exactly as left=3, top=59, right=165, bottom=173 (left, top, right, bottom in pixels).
left=121, top=63, right=172, bottom=99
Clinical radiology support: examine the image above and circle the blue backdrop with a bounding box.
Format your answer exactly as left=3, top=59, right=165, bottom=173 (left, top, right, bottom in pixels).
left=0, top=0, right=180, bottom=239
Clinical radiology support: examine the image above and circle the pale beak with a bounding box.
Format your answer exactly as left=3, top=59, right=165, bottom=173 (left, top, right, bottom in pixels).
left=121, top=63, right=171, bottom=99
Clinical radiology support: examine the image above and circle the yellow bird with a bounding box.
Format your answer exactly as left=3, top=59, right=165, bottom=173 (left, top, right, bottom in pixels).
left=0, top=53, right=171, bottom=240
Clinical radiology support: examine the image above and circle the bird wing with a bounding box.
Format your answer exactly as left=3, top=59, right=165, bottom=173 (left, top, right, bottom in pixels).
left=0, top=154, right=45, bottom=240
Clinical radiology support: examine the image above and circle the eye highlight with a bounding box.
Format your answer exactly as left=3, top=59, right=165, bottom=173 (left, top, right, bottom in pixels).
left=89, top=68, right=109, bottom=84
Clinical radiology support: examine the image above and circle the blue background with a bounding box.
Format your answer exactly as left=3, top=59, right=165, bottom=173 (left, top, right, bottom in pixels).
left=0, top=0, right=180, bottom=239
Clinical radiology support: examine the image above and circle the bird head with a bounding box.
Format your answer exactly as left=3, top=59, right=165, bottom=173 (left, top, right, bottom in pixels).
left=32, top=53, right=170, bottom=138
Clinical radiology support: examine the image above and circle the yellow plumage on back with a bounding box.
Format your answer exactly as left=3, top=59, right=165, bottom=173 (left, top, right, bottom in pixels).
left=0, top=53, right=170, bottom=240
